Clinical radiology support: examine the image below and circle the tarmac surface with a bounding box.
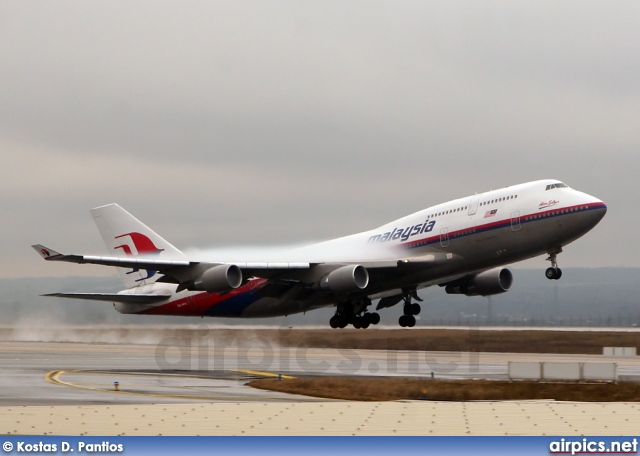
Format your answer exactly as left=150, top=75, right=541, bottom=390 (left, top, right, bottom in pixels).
left=1, top=330, right=640, bottom=435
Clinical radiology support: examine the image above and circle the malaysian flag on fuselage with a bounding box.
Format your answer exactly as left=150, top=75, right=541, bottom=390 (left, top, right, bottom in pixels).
left=484, top=209, right=498, bottom=218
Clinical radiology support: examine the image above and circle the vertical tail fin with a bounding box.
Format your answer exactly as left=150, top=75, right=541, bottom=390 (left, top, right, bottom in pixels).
left=90, top=204, right=186, bottom=288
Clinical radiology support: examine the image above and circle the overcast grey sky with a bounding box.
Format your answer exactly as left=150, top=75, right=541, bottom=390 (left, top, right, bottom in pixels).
left=1, top=1, right=638, bottom=279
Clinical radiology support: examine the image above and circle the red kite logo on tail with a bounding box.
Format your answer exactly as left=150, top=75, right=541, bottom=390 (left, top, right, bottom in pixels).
left=114, top=232, right=164, bottom=256
left=113, top=232, right=164, bottom=281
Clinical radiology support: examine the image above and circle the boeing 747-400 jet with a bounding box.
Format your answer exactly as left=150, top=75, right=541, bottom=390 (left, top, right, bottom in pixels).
left=33, top=179, right=606, bottom=328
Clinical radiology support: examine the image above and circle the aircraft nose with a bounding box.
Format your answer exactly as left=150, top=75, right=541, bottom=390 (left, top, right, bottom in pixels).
left=599, top=201, right=607, bottom=213
left=585, top=196, right=607, bottom=225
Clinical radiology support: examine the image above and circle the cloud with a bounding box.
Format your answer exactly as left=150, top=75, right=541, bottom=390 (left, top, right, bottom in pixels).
left=1, top=1, right=638, bottom=278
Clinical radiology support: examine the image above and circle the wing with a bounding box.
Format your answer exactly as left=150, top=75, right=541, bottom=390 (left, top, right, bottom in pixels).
left=32, top=244, right=458, bottom=295
left=42, top=292, right=171, bottom=304
left=32, top=244, right=312, bottom=287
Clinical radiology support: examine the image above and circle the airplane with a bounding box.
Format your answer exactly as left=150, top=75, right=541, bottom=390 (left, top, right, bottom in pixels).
left=33, top=179, right=606, bottom=328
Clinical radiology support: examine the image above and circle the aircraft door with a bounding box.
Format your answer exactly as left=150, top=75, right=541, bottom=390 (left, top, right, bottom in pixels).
left=440, top=227, right=450, bottom=247
left=468, top=196, right=480, bottom=216
left=511, top=211, right=521, bottom=231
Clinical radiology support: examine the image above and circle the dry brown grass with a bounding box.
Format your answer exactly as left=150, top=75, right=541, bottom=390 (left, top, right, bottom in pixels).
left=229, top=328, right=640, bottom=354
left=240, top=328, right=640, bottom=402
left=248, top=377, right=640, bottom=402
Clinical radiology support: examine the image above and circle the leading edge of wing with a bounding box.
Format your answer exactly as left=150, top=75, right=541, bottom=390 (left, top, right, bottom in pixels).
left=42, top=292, right=171, bottom=304
left=31, top=244, right=311, bottom=272
left=32, top=244, right=192, bottom=270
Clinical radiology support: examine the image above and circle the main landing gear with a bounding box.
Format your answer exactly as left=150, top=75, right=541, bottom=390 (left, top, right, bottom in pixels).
left=545, top=248, right=563, bottom=280
left=330, top=298, right=381, bottom=329
left=399, top=290, right=422, bottom=328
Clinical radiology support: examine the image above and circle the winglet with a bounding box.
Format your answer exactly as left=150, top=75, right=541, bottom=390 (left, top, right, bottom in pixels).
left=31, top=244, right=64, bottom=260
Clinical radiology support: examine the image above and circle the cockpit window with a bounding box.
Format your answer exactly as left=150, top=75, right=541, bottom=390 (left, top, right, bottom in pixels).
left=545, top=183, right=568, bottom=191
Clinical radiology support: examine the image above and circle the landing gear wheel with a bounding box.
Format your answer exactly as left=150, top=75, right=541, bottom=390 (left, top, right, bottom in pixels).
left=331, top=301, right=358, bottom=329
left=545, top=249, right=563, bottom=280
left=399, top=315, right=416, bottom=328
left=398, top=290, right=422, bottom=327
left=334, top=298, right=377, bottom=329
left=545, top=267, right=562, bottom=280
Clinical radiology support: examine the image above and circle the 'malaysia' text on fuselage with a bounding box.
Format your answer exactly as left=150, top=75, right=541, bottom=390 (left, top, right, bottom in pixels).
left=368, top=220, right=436, bottom=244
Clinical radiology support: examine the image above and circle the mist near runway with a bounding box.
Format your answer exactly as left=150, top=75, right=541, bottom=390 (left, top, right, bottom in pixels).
left=0, top=323, right=292, bottom=346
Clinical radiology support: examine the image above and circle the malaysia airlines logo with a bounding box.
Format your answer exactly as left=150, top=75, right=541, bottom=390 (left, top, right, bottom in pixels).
left=114, top=232, right=164, bottom=282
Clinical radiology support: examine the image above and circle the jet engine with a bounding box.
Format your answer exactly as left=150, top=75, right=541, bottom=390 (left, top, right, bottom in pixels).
left=445, top=268, right=513, bottom=297
left=193, top=264, right=243, bottom=293
left=319, top=264, right=369, bottom=294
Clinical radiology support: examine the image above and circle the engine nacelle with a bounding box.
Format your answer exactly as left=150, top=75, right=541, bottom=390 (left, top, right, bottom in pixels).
left=445, top=268, right=513, bottom=297
left=319, top=265, right=369, bottom=294
left=194, top=264, right=243, bottom=293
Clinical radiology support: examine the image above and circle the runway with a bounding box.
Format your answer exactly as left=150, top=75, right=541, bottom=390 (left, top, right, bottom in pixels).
left=0, top=341, right=320, bottom=405
left=1, top=334, right=640, bottom=435
left=3, top=339, right=640, bottom=405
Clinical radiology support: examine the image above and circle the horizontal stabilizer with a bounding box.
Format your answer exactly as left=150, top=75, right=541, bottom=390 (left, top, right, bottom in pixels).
left=42, top=292, right=171, bottom=304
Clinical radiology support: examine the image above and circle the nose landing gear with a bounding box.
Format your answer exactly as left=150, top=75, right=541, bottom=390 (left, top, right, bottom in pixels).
left=545, top=248, right=563, bottom=280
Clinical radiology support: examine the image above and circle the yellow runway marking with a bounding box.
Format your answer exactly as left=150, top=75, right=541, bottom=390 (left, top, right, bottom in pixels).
left=232, top=369, right=295, bottom=379
left=44, top=369, right=304, bottom=402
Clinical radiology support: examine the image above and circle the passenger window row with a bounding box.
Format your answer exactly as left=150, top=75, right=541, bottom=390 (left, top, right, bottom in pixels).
left=480, top=194, right=518, bottom=207
left=429, top=192, right=520, bottom=218
left=428, top=205, right=468, bottom=218
left=524, top=205, right=589, bottom=222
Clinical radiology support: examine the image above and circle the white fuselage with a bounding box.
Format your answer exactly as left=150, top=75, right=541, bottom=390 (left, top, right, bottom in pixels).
left=115, top=179, right=606, bottom=318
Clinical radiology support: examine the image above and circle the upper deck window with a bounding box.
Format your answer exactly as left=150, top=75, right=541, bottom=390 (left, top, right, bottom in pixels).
left=545, top=183, right=568, bottom=191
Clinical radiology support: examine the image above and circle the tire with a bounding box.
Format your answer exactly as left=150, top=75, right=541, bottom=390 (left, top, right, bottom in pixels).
left=411, top=303, right=421, bottom=315
left=407, top=315, right=416, bottom=327
left=554, top=268, right=563, bottom=280
left=353, top=318, right=362, bottom=329
left=330, top=316, right=338, bottom=329
left=371, top=312, right=381, bottom=325
left=399, top=315, right=407, bottom=327
left=545, top=267, right=556, bottom=280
